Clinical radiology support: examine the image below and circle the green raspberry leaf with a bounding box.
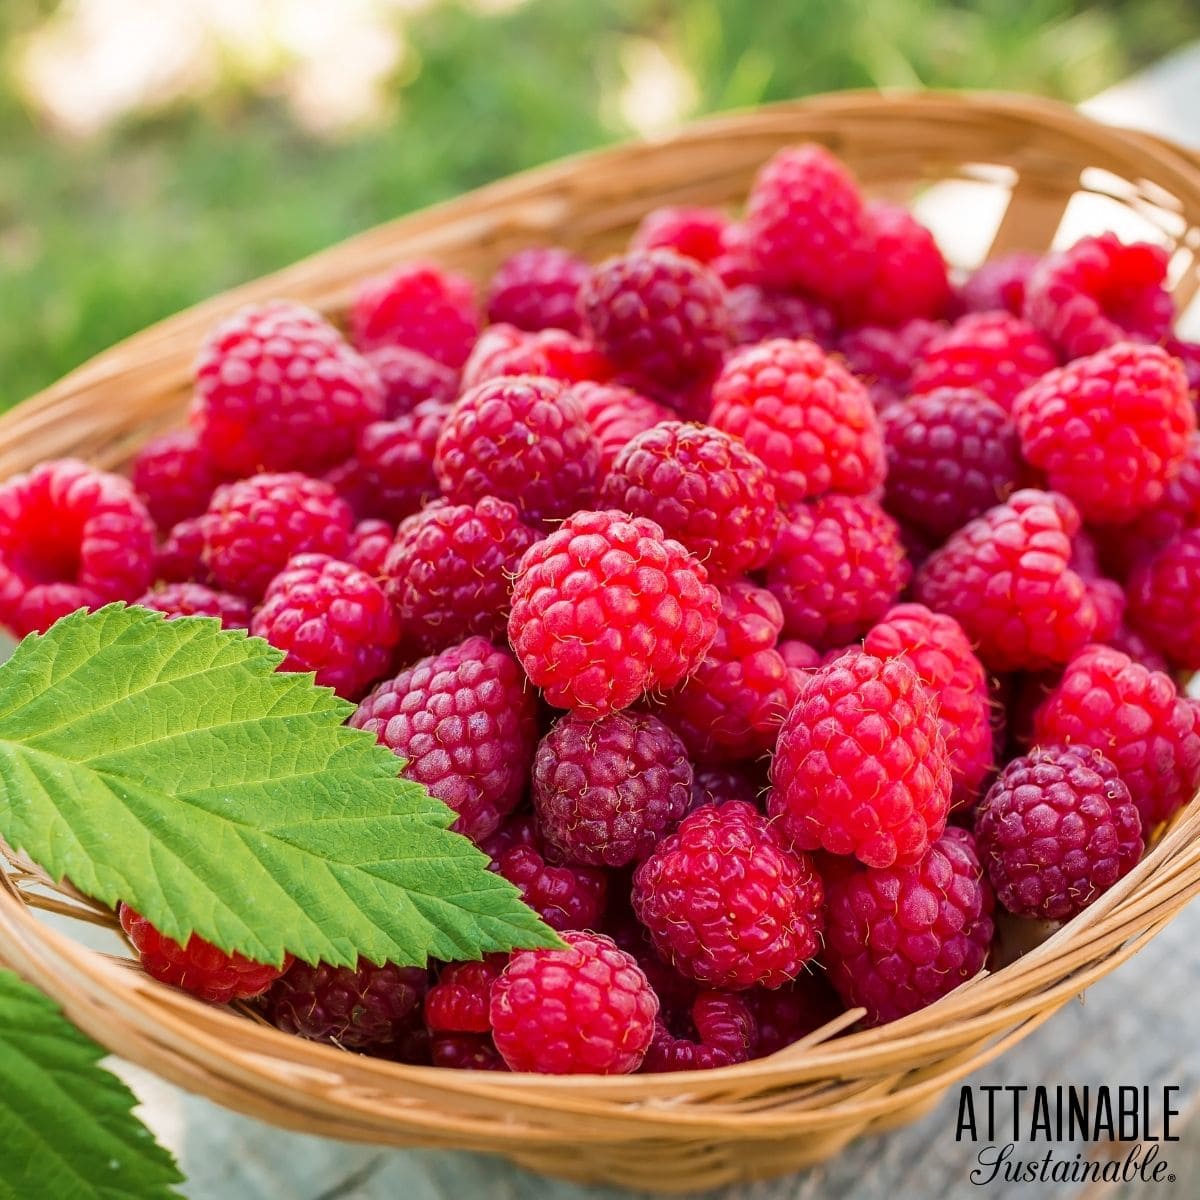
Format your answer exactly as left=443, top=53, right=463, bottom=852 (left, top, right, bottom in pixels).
left=0, top=604, right=559, bottom=966
left=0, top=968, right=182, bottom=1199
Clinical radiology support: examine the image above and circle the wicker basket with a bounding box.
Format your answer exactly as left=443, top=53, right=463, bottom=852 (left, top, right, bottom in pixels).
left=2, top=91, right=1200, bottom=1193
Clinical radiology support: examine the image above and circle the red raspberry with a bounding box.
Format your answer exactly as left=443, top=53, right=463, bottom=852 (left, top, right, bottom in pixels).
left=1033, top=644, right=1200, bottom=827
left=1107, top=623, right=1171, bottom=675
left=356, top=401, right=450, bottom=523
left=490, top=931, right=659, bottom=1074
left=1013, top=342, right=1193, bottom=524
left=766, top=495, right=908, bottom=648
left=600, top=421, right=778, bottom=578
left=350, top=262, right=480, bottom=366
left=350, top=636, right=537, bottom=842
left=837, top=318, right=944, bottom=411
left=434, top=376, right=600, bottom=525
left=631, top=206, right=732, bottom=264
left=424, top=958, right=504, bottom=1033
left=864, top=604, right=993, bottom=809
left=508, top=509, right=719, bottom=714
left=319, top=457, right=377, bottom=521
left=131, top=428, right=229, bottom=530
left=201, top=472, right=353, bottom=600
left=778, top=638, right=822, bottom=675
left=975, top=745, right=1143, bottom=922
left=1168, top=337, right=1200, bottom=405
left=881, top=388, right=1023, bottom=541
left=118, top=904, right=289, bottom=1005
left=0, top=459, right=155, bottom=637
left=251, top=555, right=400, bottom=698
left=641, top=990, right=757, bottom=1072
left=910, top=311, right=1057, bottom=411
left=960, top=252, right=1042, bottom=316
left=264, top=959, right=428, bottom=1048
left=346, top=518, right=394, bottom=578
left=466, top=327, right=613, bottom=388
left=487, top=842, right=608, bottom=932
left=137, top=581, right=251, bottom=630
left=430, top=1033, right=508, bottom=1071
left=690, top=763, right=764, bottom=810
left=914, top=490, right=1098, bottom=671
left=1024, top=234, right=1174, bottom=360
left=568, top=381, right=672, bottom=475
left=632, top=800, right=824, bottom=990
left=744, top=144, right=869, bottom=301
left=382, top=497, right=537, bottom=654
left=486, top=247, right=589, bottom=335
left=821, top=827, right=993, bottom=1025
left=1127, top=529, right=1200, bottom=670
left=709, top=221, right=757, bottom=288
left=191, top=301, right=383, bottom=476
left=153, top=516, right=213, bottom=586
left=364, top=344, right=459, bottom=417
left=710, top=338, right=884, bottom=505
left=533, top=709, right=692, bottom=867
left=749, top=976, right=842, bottom=1057
left=727, top=285, right=838, bottom=348
left=769, top=651, right=951, bottom=867
left=580, top=250, right=732, bottom=402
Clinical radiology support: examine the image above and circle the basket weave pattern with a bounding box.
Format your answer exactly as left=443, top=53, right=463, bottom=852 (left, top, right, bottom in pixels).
left=2, top=92, right=1200, bottom=1191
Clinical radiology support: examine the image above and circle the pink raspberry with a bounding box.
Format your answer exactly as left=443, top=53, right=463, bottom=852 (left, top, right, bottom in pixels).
left=350, top=262, right=480, bottom=366
left=533, top=709, right=692, bottom=867
left=631, top=206, right=732, bottom=264
left=1168, top=337, right=1200, bottom=405
left=778, top=638, right=822, bottom=674
left=632, top=800, right=824, bottom=990
left=137, top=581, right=251, bottom=630
left=430, top=1033, right=508, bottom=1071
left=153, top=516, right=213, bottom=586
left=381, top=497, right=537, bottom=655
left=350, top=636, right=538, bottom=842
left=356, top=400, right=450, bottom=523
left=434, top=376, right=600, bottom=525
left=486, top=841, right=608, bottom=933
left=580, top=250, right=732, bottom=402
left=766, top=494, right=909, bottom=648
left=690, top=763, right=764, bottom=810
left=364, top=344, right=459, bottom=417
left=1024, top=234, right=1174, bottom=360
left=264, top=959, right=428, bottom=1048
left=486, top=246, right=589, bottom=335
left=910, top=311, right=1057, bottom=411
left=600, top=421, right=778, bottom=578
left=821, top=827, right=993, bottom=1025
left=837, top=318, right=944, bottom=410
left=508, top=509, right=720, bottom=715
left=424, top=958, right=505, bottom=1033
left=975, top=745, right=1143, bottom=922
left=1012, top=342, right=1193, bottom=524
left=749, top=976, right=843, bottom=1057
left=769, top=651, right=951, bottom=868
left=191, top=301, right=384, bottom=476
left=1127, top=529, right=1200, bottom=670
left=727, top=285, right=838, bottom=348
left=960, top=252, right=1042, bottom=316
left=346, top=518, right=394, bottom=578
left=744, top=144, right=870, bottom=301
left=1033, top=644, right=1200, bottom=827
left=914, top=490, right=1098, bottom=671
left=642, top=990, right=757, bottom=1072
left=490, top=931, right=659, bottom=1074
left=567, top=381, right=672, bottom=475
left=130, top=428, right=229, bottom=530
left=881, top=388, right=1023, bottom=541
left=201, top=472, right=353, bottom=600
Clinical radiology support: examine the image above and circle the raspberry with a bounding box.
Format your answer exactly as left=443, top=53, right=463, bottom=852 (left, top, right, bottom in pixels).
left=837, top=318, right=943, bottom=411
left=191, top=301, right=384, bottom=476
left=250, top=555, right=400, bottom=698
left=490, top=931, right=658, bottom=1074
left=1107, top=622, right=1171, bottom=675
left=430, top=1033, right=508, bottom=1071
left=822, top=827, right=993, bottom=1025
left=914, top=490, right=1098, bottom=672
left=424, top=959, right=504, bottom=1033
left=379, top=1015, right=432, bottom=1065
left=766, top=494, right=909, bottom=648
left=320, top=457, right=377, bottom=521
left=880, top=388, right=1023, bottom=541
left=600, top=421, right=779, bottom=578
left=975, top=745, right=1143, bottom=922
left=350, top=636, right=537, bottom=842
left=864, top=603, right=993, bottom=809
left=381, top=497, right=538, bottom=654
left=356, top=401, right=450, bottom=523
left=778, top=638, right=822, bottom=674
left=632, top=800, right=824, bottom=990
left=710, top=338, right=884, bottom=505
left=641, top=990, right=756, bottom=1072
left=131, top=428, right=228, bottom=530
left=1168, top=337, right=1200, bottom=405
left=533, top=709, right=692, bottom=867
left=464, top=327, right=613, bottom=389
left=434, top=376, right=600, bottom=525
left=486, top=246, right=589, bottom=335
left=769, top=651, right=951, bottom=867
left=350, top=262, right=480, bottom=367
left=1127, top=529, right=1200, bottom=670
left=744, top=144, right=870, bottom=300
left=364, top=344, right=459, bottom=417
left=118, top=904, right=290, bottom=1005
left=960, top=252, right=1042, bottom=316
left=346, top=518, right=394, bottom=578
left=201, top=473, right=353, bottom=601
left=690, top=763, right=764, bottom=810
left=727, top=285, right=838, bottom=348
left=137, top=582, right=251, bottom=630
left=1024, top=234, right=1174, bottom=360
left=603, top=901, right=700, bottom=1021
left=1012, top=342, right=1193, bottom=524
left=709, top=222, right=757, bottom=288
left=0, top=459, right=155, bottom=637
left=1033, top=644, right=1200, bottom=827
left=910, top=312, right=1057, bottom=411
left=567, top=381, right=672, bottom=475
left=487, top=842, right=608, bottom=932
left=580, top=250, right=731, bottom=402
left=631, top=206, right=732, bottom=264
left=154, top=516, right=213, bottom=586
left=263, top=959, right=428, bottom=1048
left=749, top=975, right=842, bottom=1057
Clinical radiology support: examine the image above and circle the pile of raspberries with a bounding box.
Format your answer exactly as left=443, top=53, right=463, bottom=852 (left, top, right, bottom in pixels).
left=5, top=141, right=1200, bottom=1077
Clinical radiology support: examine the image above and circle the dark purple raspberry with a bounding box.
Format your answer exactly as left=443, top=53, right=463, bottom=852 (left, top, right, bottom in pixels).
left=641, top=990, right=757, bottom=1072
left=749, top=976, right=843, bottom=1057
left=837, top=318, right=944, bottom=411
left=727, top=285, right=838, bottom=348
left=430, top=1033, right=509, bottom=1071
left=690, top=763, right=765, bottom=810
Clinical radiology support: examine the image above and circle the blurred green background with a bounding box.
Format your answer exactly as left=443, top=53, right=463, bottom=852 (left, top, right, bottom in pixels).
left=3, top=0, right=1199, bottom=409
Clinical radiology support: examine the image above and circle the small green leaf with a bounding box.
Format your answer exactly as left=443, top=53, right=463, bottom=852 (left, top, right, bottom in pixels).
left=0, top=605, right=559, bottom=967
left=0, top=969, right=182, bottom=1200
